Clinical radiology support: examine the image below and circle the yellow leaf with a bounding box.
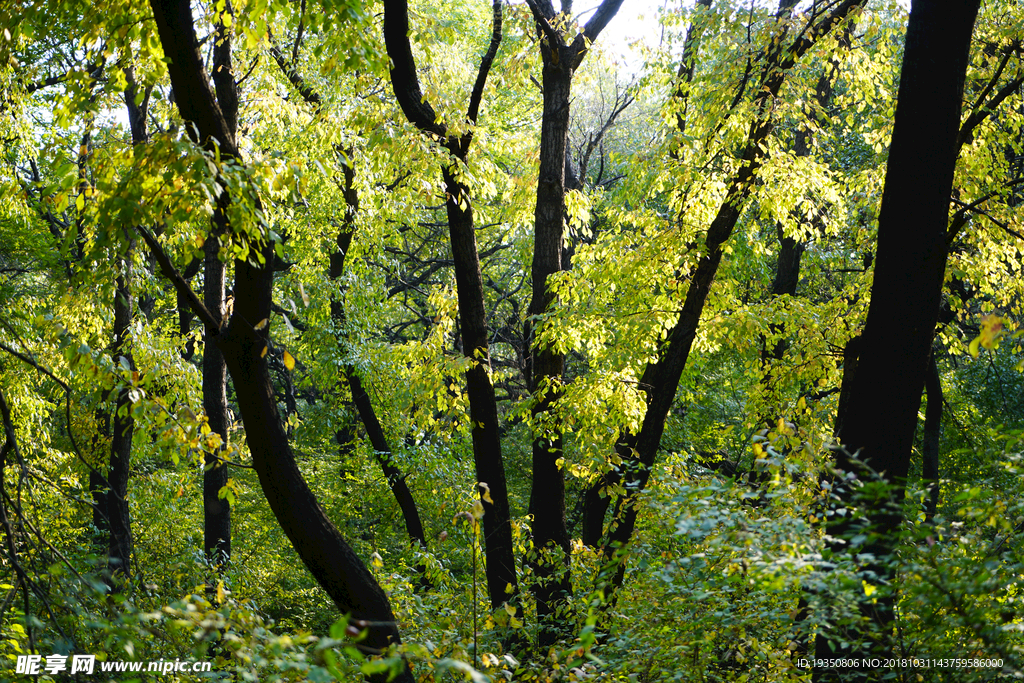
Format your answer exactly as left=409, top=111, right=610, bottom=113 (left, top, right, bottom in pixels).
left=260, top=345, right=268, bottom=358
left=283, top=350, right=295, bottom=371
left=299, top=282, right=310, bottom=306
left=979, top=314, right=1004, bottom=350
left=479, top=481, right=493, bottom=504
left=968, top=336, right=981, bottom=358
left=195, top=234, right=205, bottom=249
left=254, top=318, right=268, bottom=330
left=75, top=193, right=85, bottom=212
left=504, top=603, right=516, bottom=616
left=370, top=552, right=383, bottom=569
left=863, top=580, right=876, bottom=597
left=216, top=580, right=226, bottom=604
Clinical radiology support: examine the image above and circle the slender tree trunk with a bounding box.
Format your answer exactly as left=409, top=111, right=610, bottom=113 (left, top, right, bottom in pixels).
left=596, top=0, right=864, bottom=601
left=522, top=1, right=624, bottom=640
left=203, top=230, right=231, bottom=566
left=107, top=264, right=134, bottom=580
left=526, top=45, right=573, bottom=646
left=581, top=0, right=710, bottom=548
left=105, top=71, right=151, bottom=582
left=202, top=10, right=235, bottom=568
left=383, top=0, right=518, bottom=610
left=922, top=352, right=941, bottom=522
left=815, top=0, right=980, bottom=678
left=442, top=165, right=519, bottom=608
left=330, top=154, right=429, bottom=555
left=267, top=33, right=428, bottom=556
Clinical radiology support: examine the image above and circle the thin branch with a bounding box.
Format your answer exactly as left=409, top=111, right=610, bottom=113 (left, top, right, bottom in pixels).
left=465, top=0, right=504, bottom=129
left=136, top=226, right=220, bottom=330
left=957, top=71, right=1024, bottom=150
left=523, top=0, right=563, bottom=48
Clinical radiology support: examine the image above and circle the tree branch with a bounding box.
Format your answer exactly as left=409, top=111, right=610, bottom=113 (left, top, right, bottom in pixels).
left=136, top=226, right=220, bottom=330
left=465, top=0, right=504, bottom=129
left=382, top=0, right=445, bottom=137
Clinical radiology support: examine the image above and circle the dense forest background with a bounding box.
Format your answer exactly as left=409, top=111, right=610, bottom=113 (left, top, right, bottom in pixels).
left=1, top=0, right=1023, bottom=680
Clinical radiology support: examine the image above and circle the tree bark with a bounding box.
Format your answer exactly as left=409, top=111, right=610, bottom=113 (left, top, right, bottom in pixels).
left=522, top=0, right=623, bottom=643
left=203, top=8, right=235, bottom=569
left=203, top=227, right=231, bottom=567
left=816, top=0, right=980, bottom=678
left=106, top=73, right=151, bottom=582
left=526, top=32, right=573, bottom=646
left=922, top=351, right=941, bottom=523
left=106, top=264, right=134, bottom=580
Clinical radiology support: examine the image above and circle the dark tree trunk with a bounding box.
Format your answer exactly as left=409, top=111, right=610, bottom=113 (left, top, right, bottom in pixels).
left=526, top=41, right=573, bottom=645
left=816, top=0, right=979, bottom=678
left=330, top=153, right=429, bottom=555
left=442, top=165, right=519, bottom=608
left=922, top=351, right=942, bottom=523
left=202, top=9, right=235, bottom=569
left=105, top=73, right=151, bottom=582
left=203, top=229, right=231, bottom=566
left=383, top=0, right=519, bottom=610
left=107, top=266, right=134, bottom=580
left=148, top=2, right=412, bottom=677
left=596, top=0, right=865, bottom=600
left=522, top=1, right=623, bottom=642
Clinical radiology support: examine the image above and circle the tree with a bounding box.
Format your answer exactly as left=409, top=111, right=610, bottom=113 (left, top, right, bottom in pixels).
left=382, top=0, right=519, bottom=610
left=817, top=0, right=982, bottom=677
left=520, top=0, right=623, bottom=644
left=144, top=0, right=412, bottom=675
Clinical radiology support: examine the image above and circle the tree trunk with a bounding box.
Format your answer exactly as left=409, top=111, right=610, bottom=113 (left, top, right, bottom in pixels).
left=203, top=10, right=235, bottom=569
left=442, top=165, right=519, bottom=608
left=330, top=153, right=429, bottom=555
left=922, top=352, right=941, bottom=522
left=203, top=228, right=231, bottom=567
left=526, top=43, right=573, bottom=646
left=522, top=0, right=624, bottom=641
left=107, top=264, right=134, bottom=581
left=816, top=0, right=980, bottom=678
left=597, top=0, right=864, bottom=601
left=383, top=0, right=519, bottom=610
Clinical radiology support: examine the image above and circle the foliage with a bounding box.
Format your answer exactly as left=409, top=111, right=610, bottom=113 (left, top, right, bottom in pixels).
left=2, top=0, right=1023, bottom=681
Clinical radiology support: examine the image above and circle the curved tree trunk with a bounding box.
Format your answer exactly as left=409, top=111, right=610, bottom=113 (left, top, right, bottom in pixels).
left=383, top=0, right=519, bottom=610
left=597, top=0, right=865, bottom=603
left=147, top=2, right=412, bottom=677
